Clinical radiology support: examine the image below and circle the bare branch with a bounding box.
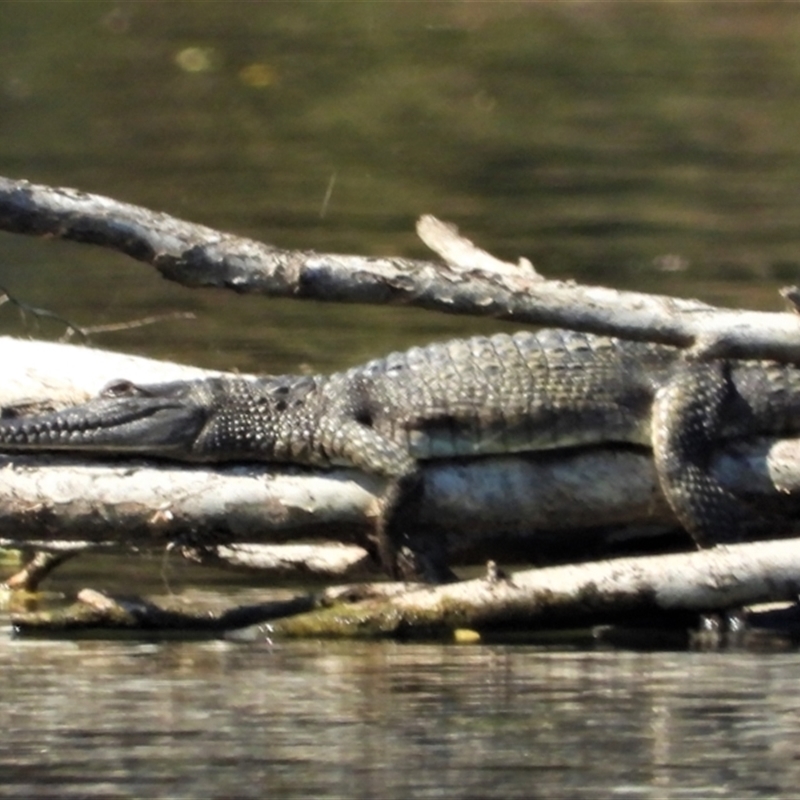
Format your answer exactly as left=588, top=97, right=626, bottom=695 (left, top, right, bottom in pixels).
left=0, top=284, right=86, bottom=340
left=3, top=175, right=800, bottom=360
left=415, top=214, right=539, bottom=278
left=64, top=311, right=196, bottom=342
left=2, top=548, right=85, bottom=592
left=11, top=587, right=319, bottom=636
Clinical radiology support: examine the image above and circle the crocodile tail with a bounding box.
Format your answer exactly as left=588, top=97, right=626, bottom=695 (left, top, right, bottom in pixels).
left=652, top=361, right=779, bottom=546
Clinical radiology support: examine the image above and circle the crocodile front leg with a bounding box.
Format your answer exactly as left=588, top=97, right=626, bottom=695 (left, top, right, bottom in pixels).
left=377, top=473, right=459, bottom=584
left=325, top=423, right=457, bottom=582
left=651, top=361, right=774, bottom=546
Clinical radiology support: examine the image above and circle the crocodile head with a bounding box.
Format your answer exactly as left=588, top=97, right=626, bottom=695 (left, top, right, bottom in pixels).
left=0, top=379, right=214, bottom=459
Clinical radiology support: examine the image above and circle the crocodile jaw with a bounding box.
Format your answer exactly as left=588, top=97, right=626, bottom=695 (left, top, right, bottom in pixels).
left=0, top=393, right=210, bottom=458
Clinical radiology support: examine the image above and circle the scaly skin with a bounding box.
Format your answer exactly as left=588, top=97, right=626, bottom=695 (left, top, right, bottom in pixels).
left=3, top=329, right=800, bottom=579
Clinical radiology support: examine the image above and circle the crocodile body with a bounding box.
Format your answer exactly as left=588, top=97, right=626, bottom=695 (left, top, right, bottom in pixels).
left=2, top=329, right=800, bottom=579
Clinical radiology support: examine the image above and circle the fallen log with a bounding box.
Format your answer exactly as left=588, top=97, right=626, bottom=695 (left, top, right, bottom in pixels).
left=5, top=176, right=800, bottom=640
left=266, top=537, right=800, bottom=640
left=13, top=538, right=800, bottom=644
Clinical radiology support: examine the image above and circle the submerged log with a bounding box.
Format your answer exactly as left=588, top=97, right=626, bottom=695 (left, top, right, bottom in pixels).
left=13, top=538, right=800, bottom=644
left=267, top=537, right=800, bottom=640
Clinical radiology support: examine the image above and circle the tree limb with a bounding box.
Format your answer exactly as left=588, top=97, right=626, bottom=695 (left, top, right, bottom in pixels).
left=3, top=175, right=800, bottom=360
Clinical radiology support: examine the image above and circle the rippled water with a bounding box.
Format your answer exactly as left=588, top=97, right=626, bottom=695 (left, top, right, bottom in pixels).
left=2, top=636, right=798, bottom=799
left=4, top=5, right=800, bottom=796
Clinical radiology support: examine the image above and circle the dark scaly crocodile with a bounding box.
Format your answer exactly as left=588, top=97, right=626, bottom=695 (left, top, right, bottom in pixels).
left=2, top=329, right=800, bottom=581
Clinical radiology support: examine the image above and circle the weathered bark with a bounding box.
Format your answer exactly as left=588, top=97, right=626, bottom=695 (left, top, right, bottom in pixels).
left=266, top=537, right=800, bottom=640
left=13, top=538, right=800, bottom=642
left=2, top=175, right=800, bottom=361
left=2, top=548, right=84, bottom=592
left=5, top=175, right=800, bottom=638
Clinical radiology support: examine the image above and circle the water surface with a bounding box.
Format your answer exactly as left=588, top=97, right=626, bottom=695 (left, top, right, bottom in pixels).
left=3, top=633, right=800, bottom=799
left=3, top=4, right=800, bottom=796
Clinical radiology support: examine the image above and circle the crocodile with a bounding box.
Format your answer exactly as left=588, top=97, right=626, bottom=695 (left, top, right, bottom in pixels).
left=2, top=328, right=800, bottom=581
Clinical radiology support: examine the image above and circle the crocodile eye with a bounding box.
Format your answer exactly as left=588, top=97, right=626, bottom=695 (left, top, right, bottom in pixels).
left=101, top=379, right=141, bottom=397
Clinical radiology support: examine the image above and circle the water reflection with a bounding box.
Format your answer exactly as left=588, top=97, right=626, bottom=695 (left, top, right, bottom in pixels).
left=1, top=637, right=798, bottom=798
left=4, top=5, right=800, bottom=796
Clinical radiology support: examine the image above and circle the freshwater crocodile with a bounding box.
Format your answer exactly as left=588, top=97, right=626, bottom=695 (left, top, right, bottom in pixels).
left=2, top=329, right=800, bottom=580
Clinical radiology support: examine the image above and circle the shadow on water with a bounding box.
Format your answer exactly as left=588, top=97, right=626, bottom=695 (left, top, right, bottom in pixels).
left=3, top=4, right=800, bottom=795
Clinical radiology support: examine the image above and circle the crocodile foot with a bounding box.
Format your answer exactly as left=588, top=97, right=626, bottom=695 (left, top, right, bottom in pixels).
left=378, top=472, right=458, bottom=584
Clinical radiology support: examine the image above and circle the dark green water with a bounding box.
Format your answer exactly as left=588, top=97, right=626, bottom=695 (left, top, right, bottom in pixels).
left=3, top=3, right=800, bottom=797
left=2, top=3, right=800, bottom=372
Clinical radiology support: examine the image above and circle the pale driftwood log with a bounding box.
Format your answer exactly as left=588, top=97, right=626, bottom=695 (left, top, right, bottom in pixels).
left=6, top=437, right=800, bottom=556
left=6, top=176, right=800, bottom=636
left=3, top=175, right=800, bottom=361
left=177, top=543, right=375, bottom=581
left=266, top=538, right=800, bottom=640
left=3, top=337, right=800, bottom=568
left=0, top=335, right=220, bottom=408
left=0, top=449, right=663, bottom=552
